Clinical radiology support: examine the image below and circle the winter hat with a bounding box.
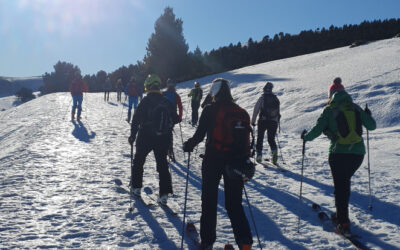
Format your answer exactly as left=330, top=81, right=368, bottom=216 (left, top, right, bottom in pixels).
left=263, top=82, right=273, bottom=93
left=333, top=77, right=342, bottom=85
left=329, top=77, right=345, bottom=98
left=144, top=74, right=161, bottom=91
left=209, top=78, right=232, bottom=101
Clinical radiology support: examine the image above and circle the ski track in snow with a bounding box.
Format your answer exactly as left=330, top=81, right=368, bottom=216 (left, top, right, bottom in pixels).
left=1, top=38, right=400, bottom=249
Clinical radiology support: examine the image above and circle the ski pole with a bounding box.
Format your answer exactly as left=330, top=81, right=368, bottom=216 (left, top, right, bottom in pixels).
left=366, top=104, right=373, bottom=211
left=120, top=97, right=127, bottom=121
left=243, top=185, right=263, bottom=250
left=184, top=100, right=190, bottom=123
left=276, top=133, right=286, bottom=165
left=297, top=140, right=306, bottom=233
left=179, top=122, right=185, bottom=156
left=129, top=143, right=134, bottom=213
left=180, top=152, right=191, bottom=250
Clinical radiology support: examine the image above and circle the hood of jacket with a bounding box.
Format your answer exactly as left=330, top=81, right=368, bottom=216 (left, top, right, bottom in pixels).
left=329, top=90, right=352, bottom=108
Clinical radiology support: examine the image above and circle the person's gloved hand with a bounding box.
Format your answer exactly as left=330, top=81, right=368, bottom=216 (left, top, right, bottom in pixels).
left=183, top=140, right=195, bottom=152
left=128, top=135, right=136, bottom=145
left=251, top=122, right=256, bottom=127
left=301, top=129, right=307, bottom=140
left=364, top=106, right=371, bottom=116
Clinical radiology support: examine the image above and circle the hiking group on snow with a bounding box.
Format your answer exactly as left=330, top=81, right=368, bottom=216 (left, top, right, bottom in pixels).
left=68, top=73, right=376, bottom=249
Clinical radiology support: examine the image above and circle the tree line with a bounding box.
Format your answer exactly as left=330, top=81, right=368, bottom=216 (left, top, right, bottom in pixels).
left=40, top=7, right=400, bottom=94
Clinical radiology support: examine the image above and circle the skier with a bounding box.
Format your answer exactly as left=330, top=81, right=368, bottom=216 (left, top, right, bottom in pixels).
left=104, top=77, right=112, bottom=102
left=183, top=78, right=253, bottom=250
left=69, top=71, right=88, bottom=121
left=125, top=77, right=139, bottom=123
left=188, top=81, right=203, bottom=126
left=163, top=79, right=183, bottom=162
left=329, top=77, right=345, bottom=100
left=128, top=74, right=179, bottom=205
left=116, top=78, right=124, bottom=102
left=301, top=90, right=376, bottom=236
left=251, top=82, right=281, bottom=165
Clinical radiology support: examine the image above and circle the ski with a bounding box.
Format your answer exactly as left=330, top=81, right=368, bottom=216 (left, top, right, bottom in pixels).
left=186, top=223, right=201, bottom=248
left=131, top=192, right=157, bottom=208
left=312, top=203, right=368, bottom=250
left=143, top=187, right=180, bottom=217
left=257, top=159, right=286, bottom=172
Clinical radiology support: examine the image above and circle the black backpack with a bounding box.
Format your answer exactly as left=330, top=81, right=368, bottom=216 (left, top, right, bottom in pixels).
left=261, top=93, right=280, bottom=120
left=148, top=98, right=176, bottom=136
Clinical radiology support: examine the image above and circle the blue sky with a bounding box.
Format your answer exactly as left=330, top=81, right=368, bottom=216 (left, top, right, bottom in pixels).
left=0, top=0, right=399, bottom=77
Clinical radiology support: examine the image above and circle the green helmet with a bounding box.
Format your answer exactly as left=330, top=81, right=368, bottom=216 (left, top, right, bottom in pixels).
left=144, top=74, right=161, bottom=90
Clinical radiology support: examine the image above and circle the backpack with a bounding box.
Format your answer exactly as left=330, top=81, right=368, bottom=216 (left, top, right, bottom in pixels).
left=147, top=98, right=175, bottom=136
left=71, top=80, right=81, bottom=95
left=261, top=93, right=280, bottom=120
left=163, top=91, right=177, bottom=108
left=332, top=102, right=362, bottom=145
left=210, top=103, right=253, bottom=156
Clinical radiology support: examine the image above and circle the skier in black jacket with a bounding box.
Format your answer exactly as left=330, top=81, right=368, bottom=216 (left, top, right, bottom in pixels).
left=183, top=78, right=253, bottom=250
left=128, top=74, right=178, bottom=205
left=251, top=82, right=281, bottom=165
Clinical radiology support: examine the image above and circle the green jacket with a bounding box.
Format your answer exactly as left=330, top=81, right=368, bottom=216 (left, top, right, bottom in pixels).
left=303, top=91, right=376, bottom=155
left=188, top=87, right=203, bottom=103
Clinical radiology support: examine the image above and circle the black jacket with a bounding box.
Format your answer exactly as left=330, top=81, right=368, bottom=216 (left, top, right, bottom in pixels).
left=130, top=92, right=178, bottom=138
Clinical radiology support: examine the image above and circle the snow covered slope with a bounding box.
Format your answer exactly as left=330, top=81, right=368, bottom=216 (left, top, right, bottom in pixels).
left=0, top=38, right=399, bottom=249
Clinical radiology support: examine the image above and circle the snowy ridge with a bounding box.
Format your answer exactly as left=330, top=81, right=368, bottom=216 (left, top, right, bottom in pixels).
left=0, top=38, right=399, bottom=249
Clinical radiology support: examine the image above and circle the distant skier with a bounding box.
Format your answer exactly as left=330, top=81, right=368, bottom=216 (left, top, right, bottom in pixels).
left=251, top=82, right=281, bottom=165
left=163, top=79, right=183, bottom=162
left=125, top=77, right=139, bottom=123
left=128, top=74, right=179, bottom=205
left=328, top=77, right=345, bottom=100
left=104, top=77, right=112, bottom=102
left=301, top=90, right=376, bottom=236
left=188, top=81, right=203, bottom=126
left=116, top=78, right=124, bottom=102
left=69, top=72, right=88, bottom=121
left=183, top=78, right=254, bottom=250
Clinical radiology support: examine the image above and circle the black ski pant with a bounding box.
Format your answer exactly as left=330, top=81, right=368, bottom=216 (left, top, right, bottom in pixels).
left=255, top=119, right=278, bottom=153
left=131, top=131, right=173, bottom=196
left=200, top=151, right=253, bottom=247
left=104, top=91, right=110, bottom=101
left=328, top=153, right=364, bottom=224
left=191, top=101, right=200, bottom=125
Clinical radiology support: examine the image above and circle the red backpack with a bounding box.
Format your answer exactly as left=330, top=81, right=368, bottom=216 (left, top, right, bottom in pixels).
left=210, top=103, right=253, bottom=156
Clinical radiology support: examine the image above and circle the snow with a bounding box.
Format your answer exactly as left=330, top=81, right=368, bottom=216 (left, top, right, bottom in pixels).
left=0, top=38, right=399, bottom=249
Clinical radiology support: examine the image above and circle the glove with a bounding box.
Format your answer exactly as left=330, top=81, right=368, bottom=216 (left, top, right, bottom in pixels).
left=251, top=123, right=256, bottom=127
left=183, top=140, right=195, bottom=152
left=364, top=106, right=371, bottom=116
left=128, top=135, right=136, bottom=145
left=301, top=129, right=307, bottom=140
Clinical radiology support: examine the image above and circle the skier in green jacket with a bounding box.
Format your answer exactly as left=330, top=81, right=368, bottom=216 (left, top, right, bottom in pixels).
left=301, top=90, right=376, bottom=237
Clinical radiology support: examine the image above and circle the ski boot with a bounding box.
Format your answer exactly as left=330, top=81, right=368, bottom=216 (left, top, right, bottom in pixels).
left=158, top=194, right=168, bottom=205
left=335, top=223, right=351, bottom=237
left=256, top=152, right=262, bottom=163
left=272, top=150, right=278, bottom=165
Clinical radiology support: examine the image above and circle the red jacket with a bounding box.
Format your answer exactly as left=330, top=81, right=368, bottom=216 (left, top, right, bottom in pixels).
left=69, top=79, right=88, bottom=96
